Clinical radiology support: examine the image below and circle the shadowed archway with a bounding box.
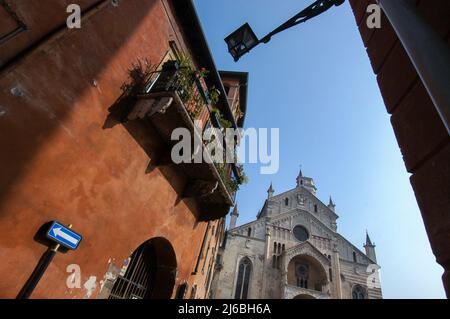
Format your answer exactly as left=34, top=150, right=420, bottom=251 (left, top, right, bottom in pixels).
left=287, top=254, right=328, bottom=292
left=108, top=237, right=177, bottom=299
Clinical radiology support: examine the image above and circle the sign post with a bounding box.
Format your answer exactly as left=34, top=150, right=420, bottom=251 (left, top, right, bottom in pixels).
left=16, top=222, right=82, bottom=299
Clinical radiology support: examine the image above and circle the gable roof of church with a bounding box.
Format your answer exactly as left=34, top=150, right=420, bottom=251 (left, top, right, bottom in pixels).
left=258, top=185, right=339, bottom=220
left=335, top=232, right=377, bottom=265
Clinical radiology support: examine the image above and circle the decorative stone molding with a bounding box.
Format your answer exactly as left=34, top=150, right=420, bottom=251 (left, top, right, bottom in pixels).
left=284, top=241, right=332, bottom=272
left=283, top=284, right=330, bottom=299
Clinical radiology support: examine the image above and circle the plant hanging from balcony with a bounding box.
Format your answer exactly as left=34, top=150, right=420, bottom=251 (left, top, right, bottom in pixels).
left=208, top=86, right=221, bottom=105
left=215, top=163, right=240, bottom=193
left=176, top=56, right=219, bottom=120
left=214, top=159, right=248, bottom=194
left=211, top=107, right=232, bottom=129
left=235, top=103, right=244, bottom=120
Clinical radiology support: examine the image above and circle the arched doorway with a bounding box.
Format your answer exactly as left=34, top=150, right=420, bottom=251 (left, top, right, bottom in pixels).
left=108, top=237, right=177, bottom=299
left=293, top=294, right=315, bottom=299
left=287, top=254, right=328, bottom=292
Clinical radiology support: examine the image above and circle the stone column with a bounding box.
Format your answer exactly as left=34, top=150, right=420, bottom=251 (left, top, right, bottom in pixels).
left=331, top=249, right=342, bottom=299
left=280, top=254, right=289, bottom=299
left=261, top=226, right=271, bottom=299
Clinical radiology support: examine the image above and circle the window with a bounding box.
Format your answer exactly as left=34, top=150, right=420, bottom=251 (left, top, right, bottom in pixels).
left=276, top=256, right=281, bottom=269
left=352, top=285, right=366, bottom=299
left=295, top=263, right=309, bottom=289
left=293, top=225, right=309, bottom=242
left=190, top=285, right=197, bottom=299
left=144, top=43, right=180, bottom=93
left=282, top=244, right=285, bottom=252
left=329, top=268, right=333, bottom=282
left=277, top=243, right=281, bottom=254
left=273, top=242, right=277, bottom=252
left=247, top=227, right=251, bottom=237
left=234, top=257, right=252, bottom=299
left=272, top=255, right=276, bottom=268
left=297, top=278, right=308, bottom=289
left=0, top=1, right=27, bottom=45
left=314, top=204, right=318, bottom=213
left=176, top=283, right=188, bottom=299
left=284, top=198, right=289, bottom=206
left=353, top=251, right=357, bottom=263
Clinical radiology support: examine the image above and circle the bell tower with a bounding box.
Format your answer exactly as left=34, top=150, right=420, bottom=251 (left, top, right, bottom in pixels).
left=296, top=169, right=317, bottom=195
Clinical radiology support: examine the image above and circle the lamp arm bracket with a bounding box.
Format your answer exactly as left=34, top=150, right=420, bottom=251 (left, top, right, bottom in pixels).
left=260, top=0, right=342, bottom=44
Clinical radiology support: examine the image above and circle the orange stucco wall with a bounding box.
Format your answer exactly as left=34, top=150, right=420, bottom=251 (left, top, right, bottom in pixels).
left=0, top=0, right=210, bottom=298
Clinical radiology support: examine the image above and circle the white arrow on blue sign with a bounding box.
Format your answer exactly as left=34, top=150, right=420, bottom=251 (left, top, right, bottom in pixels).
left=46, top=221, right=82, bottom=250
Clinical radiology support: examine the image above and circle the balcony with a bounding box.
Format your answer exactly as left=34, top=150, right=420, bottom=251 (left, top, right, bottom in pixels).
left=125, top=60, right=242, bottom=221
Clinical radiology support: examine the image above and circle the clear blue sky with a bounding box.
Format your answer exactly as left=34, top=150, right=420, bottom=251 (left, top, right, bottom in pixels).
left=193, top=0, right=445, bottom=299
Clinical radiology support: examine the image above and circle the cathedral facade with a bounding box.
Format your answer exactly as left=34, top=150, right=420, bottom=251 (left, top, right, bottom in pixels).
left=211, top=171, right=382, bottom=299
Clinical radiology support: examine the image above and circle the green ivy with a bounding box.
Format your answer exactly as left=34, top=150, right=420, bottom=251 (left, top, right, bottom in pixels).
left=215, top=161, right=248, bottom=195
left=212, top=107, right=232, bottom=129
left=175, top=56, right=222, bottom=121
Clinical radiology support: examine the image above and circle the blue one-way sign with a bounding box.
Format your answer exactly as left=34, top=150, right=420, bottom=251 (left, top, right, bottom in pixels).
left=46, top=221, right=82, bottom=250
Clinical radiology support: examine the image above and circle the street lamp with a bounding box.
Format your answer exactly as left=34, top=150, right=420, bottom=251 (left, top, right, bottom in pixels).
left=224, top=0, right=345, bottom=61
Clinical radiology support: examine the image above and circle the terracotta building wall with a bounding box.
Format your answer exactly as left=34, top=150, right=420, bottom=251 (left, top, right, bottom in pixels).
left=0, top=0, right=102, bottom=67
left=349, top=0, right=450, bottom=296
left=0, top=0, right=215, bottom=298
left=189, top=218, right=226, bottom=299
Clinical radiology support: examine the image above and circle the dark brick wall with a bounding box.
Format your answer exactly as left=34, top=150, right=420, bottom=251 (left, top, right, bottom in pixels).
left=349, top=0, right=450, bottom=297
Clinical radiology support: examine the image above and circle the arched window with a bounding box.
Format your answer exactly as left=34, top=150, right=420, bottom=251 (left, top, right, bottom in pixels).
left=282, top=244, right=285, bottom=252
left=285, top=198, right=289, bottom=206
left=352, top=285, right=366, bottom=299
left=277, top=243, right=281, bottom=254
left=273, top=242, right=277, bottom=252
left=314, top=204, right=318, bottom=213
left=295, top=263, right=309, bottom=289
left=247, top=227, right=251, bottom=237
left=352, top=251, right=357, bottom=263
left=234, top=257, right=252, bottom=299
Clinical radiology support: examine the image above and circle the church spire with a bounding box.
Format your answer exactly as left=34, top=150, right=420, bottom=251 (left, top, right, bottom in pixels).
left=328, top=196, right=336, bottom=212
left=365, top=230, right=374, bottom=246
left=229, top=204, right=239, bottom=229
left=296, top=168, right=303, bottom=187
left=364, top=230, right=377, bottom=263
left=267, top=182, right=274, bottom=199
